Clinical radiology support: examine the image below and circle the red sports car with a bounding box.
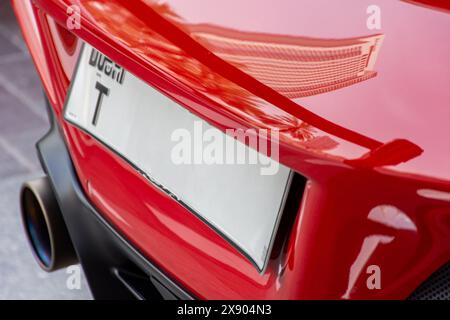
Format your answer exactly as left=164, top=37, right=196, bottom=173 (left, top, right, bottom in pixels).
left=13, top=0, right=450, bottom=299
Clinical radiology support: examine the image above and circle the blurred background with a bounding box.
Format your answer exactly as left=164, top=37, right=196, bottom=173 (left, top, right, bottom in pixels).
left=0, top=1, right=91, bottom=299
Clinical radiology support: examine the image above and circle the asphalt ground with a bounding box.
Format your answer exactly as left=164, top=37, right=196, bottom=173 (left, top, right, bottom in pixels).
left=0, top=1, right=91, bottom=299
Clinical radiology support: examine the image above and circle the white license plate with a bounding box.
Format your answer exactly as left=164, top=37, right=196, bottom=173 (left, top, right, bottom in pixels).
left=64, top=44, right=292, bottom=270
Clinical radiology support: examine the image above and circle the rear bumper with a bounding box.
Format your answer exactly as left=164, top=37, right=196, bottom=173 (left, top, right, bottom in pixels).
left=37, top=100, right=192, bottom=300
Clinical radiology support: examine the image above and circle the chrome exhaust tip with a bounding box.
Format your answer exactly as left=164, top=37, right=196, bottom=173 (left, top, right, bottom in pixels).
left=20, top=177, right=78, bottom=272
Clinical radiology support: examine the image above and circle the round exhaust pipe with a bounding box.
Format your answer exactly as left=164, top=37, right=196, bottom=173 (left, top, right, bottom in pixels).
left=20, top=177, right=78, bottom=272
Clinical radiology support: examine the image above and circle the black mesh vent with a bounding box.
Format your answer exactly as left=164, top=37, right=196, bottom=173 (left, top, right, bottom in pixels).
left=409, top=262, right=450, bottom=300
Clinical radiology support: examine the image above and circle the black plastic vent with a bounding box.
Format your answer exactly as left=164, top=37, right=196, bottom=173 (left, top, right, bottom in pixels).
left=409, top=262, right=450, bottom=300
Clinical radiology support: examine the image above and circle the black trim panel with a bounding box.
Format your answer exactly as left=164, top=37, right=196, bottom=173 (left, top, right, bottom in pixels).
left=37, top=100, right=193, bottom=300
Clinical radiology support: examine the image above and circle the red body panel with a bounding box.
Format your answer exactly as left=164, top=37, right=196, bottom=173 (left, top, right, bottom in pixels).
left=12, top=0, right=450, bottom=299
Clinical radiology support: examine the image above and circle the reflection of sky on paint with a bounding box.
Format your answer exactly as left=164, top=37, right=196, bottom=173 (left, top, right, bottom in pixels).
left=168, top=0, right=450, bottom=181
left=168, top=0, right=374, bottom=38
left=168, top=0, right=449, bottom=38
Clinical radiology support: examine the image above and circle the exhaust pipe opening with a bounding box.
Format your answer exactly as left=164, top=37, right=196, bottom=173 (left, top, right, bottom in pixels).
left=22, top=187, right=53, bottom=268
left=20, top=177, right=78, bottom=272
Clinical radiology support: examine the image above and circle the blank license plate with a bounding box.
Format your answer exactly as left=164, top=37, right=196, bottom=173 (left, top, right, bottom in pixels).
left=64, top=44, right=292, bottom=270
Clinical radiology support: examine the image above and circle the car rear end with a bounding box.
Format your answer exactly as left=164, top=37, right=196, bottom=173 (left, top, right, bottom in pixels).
left=12, top=0, right=450, bottom=299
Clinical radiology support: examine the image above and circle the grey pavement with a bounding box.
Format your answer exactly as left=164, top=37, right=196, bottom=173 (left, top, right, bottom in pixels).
left=0, top=1, right=92, bottom=299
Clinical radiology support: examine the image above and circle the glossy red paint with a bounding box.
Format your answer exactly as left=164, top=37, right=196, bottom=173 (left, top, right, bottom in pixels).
left=12, top=0, right=450, bottom=299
